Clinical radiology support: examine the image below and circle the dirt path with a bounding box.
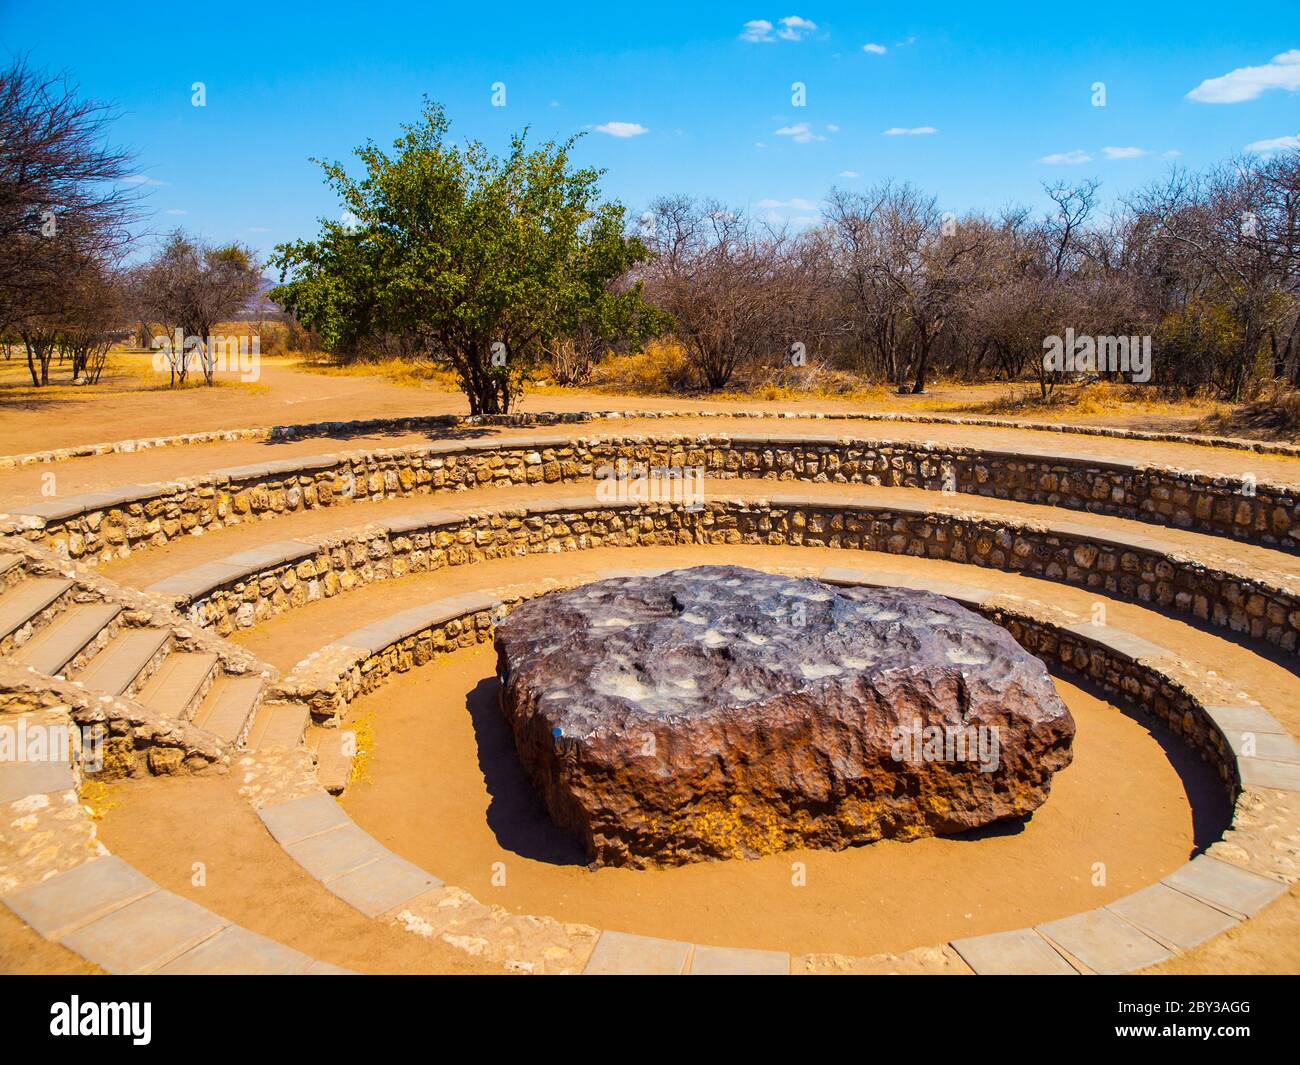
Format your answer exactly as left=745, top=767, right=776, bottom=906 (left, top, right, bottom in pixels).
left=1, top=406, right=1293, bottom=509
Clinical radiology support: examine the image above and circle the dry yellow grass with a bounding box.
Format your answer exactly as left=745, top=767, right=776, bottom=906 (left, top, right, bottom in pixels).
left=293, top=354, right=461, bottom=391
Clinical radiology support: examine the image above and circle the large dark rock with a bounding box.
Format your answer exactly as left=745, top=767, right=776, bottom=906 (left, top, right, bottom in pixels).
left=495, top=566, right=1075, bottom=868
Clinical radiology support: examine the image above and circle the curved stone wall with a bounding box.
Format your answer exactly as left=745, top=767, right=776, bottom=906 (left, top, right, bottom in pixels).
left=146, top=495, right=1300, bottom=658
left=5, top=432, right=1298, bottom=564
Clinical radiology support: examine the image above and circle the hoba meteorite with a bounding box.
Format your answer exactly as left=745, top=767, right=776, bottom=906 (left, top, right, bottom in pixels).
left=494, top=566, right=1075, bottom=868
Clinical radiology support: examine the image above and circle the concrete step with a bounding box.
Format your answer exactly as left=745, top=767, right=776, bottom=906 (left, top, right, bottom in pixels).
left=11, top=604, right=122, bottom=675
left=309, top=728, right=355, bottom=794
left=0, top=552, right=23, bottom=584
left=0, top=577, right=74, bottom=640
left=192, top=676, right=263, bottom=744
left=137, top=652, right=220, bottom=719
left=72, top=628, right=171, bottom=696
left=245, top=702, right=310, bottom=751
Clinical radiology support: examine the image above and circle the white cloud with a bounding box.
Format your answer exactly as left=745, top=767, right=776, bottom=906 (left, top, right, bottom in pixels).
left=1162, top=149, right=1182, bottom=159
left=1246, top=133, right=1300, bottom=152
left=754, top=197, right=811, bottom=211
left=882, top=126, right=937, bottom=136
left=838, top=170, right=859, bottom=178
left=164, top=208, right=188, bottom=215
left=825, top=123, right=840, bottom=133
left=248, top=226, right=270, bottom=233
left=1102, top=146, right=1149, bottom=159
left=1040, top=149, right=1093, bottom=165
left=593, top=121, right=648, bottom=138
left=774, top=121, right=825, bottom=143
left=863, top=43, right=886, bottom=55
left=742, top=16, right=816, bottom=42
left=1187, top=49, right=1300, bottom=103
left=124, top=174, right=166, bottom=186
left=777, top=16, right=817, bottom=41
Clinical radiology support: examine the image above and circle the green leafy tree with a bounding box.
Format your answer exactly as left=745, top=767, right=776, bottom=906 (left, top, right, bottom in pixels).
left=270, top=101, right=659, bottom=413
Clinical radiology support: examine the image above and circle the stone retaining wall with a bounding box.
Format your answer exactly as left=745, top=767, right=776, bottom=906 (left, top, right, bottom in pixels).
left=6, top=432, right=1296, bottom=563
left=274, top=576, right=1241, bottom=797
left=154, top=496, right=1300, bottom=661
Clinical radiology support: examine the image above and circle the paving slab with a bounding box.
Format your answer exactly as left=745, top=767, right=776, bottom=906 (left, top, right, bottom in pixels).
left=282, top=823, right=391, bottom=882
left=210, top=462, right=275, bottom=480
left=223, top=539, right=316, bottom=571
left=688, top=944, right=789, bottom=975
left=95, top=484, right=166, bottom=509
left=245, top=702, right=309, bottom=750
left=1036, top=908, right=1174, bottom=974
left=1106, top=883, right=1240, bottom=950
left=327, top=853, right=441, bottom=917
left=1237, top=757, right=1300, bottom=792
left=0, top=577, right=73, bottom=638
left=1203, top=705, right=1287, bottom=735
left=950, top=927, right=1078, bottom=975
left=1223, top=730, right=1300, bottom=763
left=1062, top=623, right=1173, bottom=662
left=383, top=510, right=465, bottom=535
left=60, top=890, right=228, bottom=974
left=1163, top=855, right=1288, bottom=916
left=155, top=925, right=315, bottom=975
left=817, top=565, right=995, bottom=606
left=258, top=790, right=351, bottom=845
left=304, top=959, right=356, bottom=975
left=1, top=856, right=156, bottom=939
left=0, top=759, right=76, bottom=803
left=583, top=930, right=693, bottom=975
left=146, top=560, right=254, bottom=598
left=14, top=603, right=123, bottom=675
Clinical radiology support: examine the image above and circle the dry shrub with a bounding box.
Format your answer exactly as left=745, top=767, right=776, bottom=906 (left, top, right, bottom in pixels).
left=589, top=339, right=697, bottom=394
left=1194, top=382, right=1300, bottom=439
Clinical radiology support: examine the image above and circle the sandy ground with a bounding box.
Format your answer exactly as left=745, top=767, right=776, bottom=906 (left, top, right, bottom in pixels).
left=0, top=906, right=102, bottom=975
left=3, top=411, right=1296, bottom=512
left=336, top=643, right=1220, bottom=957
left=0, top=352, right=1213, bottom=459
left=93, top=774, right=486, bottom=974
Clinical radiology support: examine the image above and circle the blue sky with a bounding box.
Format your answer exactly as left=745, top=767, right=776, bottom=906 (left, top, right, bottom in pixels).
left=3, top=1, right=1298, bottom=261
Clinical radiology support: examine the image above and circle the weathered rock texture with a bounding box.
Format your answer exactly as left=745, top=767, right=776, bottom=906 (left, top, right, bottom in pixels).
left=495, top=566, right=1075, bottom=867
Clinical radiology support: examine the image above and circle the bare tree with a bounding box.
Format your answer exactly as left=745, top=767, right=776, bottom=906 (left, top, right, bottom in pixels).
left=0, top=59, right=137, bottom=338
left=133, top=231, right=261, bottom=385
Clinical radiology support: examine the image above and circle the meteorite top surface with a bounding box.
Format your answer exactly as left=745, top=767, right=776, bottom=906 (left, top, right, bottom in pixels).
left=496, top=565, right=1065, bottom=736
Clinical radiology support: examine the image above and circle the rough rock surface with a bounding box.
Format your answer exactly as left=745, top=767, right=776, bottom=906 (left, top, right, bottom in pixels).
left=495, top=566, right=1075, bottom=868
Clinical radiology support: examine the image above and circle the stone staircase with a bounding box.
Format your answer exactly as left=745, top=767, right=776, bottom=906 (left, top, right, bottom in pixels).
left=0, top=547, right=306, bottom=755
